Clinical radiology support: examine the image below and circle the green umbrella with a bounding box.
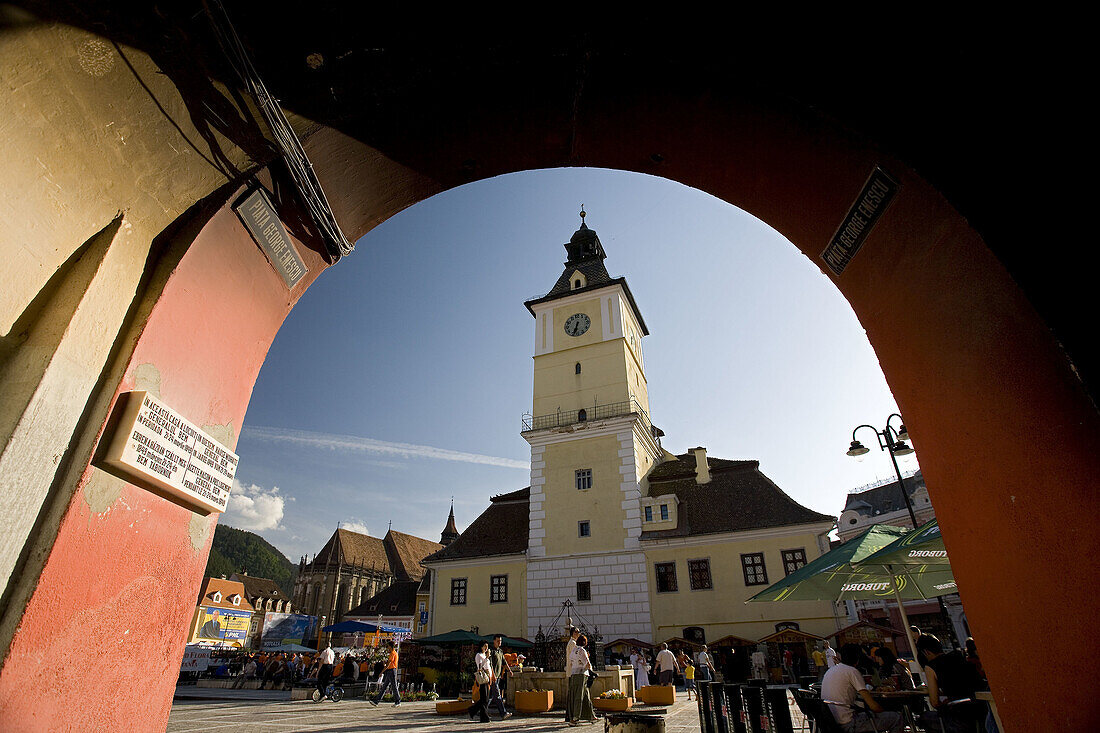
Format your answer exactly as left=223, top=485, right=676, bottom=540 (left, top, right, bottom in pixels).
left=746, top=525, right=914, bottom=603
left=748, top=523, right=957, bottom=657
left=857, top=518, right=949, bottom=566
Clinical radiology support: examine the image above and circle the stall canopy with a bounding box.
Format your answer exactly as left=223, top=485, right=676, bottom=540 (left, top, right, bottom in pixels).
left=413, top=629, right=532, bottom=648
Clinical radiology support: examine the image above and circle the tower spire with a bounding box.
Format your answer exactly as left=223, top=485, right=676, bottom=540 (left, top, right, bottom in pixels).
left=441, top=498, right=459, bottom=546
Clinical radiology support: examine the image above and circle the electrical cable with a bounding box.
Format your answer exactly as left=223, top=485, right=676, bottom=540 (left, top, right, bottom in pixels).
left=203, top=0, right=353, bottom=261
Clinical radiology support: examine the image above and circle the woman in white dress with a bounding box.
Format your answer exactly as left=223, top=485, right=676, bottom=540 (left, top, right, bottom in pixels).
left=468, top=641, right=492, bottom=723
left=630, top=647, right=650, bottom=688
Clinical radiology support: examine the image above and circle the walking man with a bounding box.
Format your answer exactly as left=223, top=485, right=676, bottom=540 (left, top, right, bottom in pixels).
left=655, top=643, right=679, bottom=686
left=369, top=642, right=402, bottom=706
left=563, top=627, right=580, bottom=722
left=487, top=634, right=513, bottom=719
left=695, top=645, right=714, bottom=683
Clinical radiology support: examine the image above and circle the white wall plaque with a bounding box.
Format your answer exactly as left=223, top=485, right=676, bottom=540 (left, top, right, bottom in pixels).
left=95, top=391, right=237, bottom=514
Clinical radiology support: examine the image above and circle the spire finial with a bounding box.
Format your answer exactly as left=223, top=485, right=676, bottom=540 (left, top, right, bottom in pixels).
left=387, top=519, right=392, bottom=532
left=579, top=205, right=586, bottom=223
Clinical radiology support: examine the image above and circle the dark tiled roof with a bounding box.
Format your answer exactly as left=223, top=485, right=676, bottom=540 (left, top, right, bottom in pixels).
left=308, top=528, right=441, bottom=581
left=346, top=580, right=420, bottom=618
left=424, top=488, right=531, bottom=562
left=229, top=574, right=283, bottom=601
left=640, top=453, right=834, bottom=540
left=313, top=529, right=391, bottom=572
left=842, top=472, right=925, bottom=517
left=385, top=530, right=443, bottom=581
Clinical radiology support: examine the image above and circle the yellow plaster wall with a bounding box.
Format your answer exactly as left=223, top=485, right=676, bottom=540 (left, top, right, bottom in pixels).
left=430, top=559, right=527, bottom=638
left=540, top=435, right=628, bottom=555
left=644, top=528, right=837, bottom=642
left=533, top=339, right=635, bottom=416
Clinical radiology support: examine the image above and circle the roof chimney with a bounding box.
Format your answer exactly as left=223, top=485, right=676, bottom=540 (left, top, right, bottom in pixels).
left=692, top=447, right=711, bottom=484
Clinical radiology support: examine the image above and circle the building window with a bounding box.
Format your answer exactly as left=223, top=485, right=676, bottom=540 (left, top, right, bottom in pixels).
left=490, top=575, right=508, bottom=603
left=688, top=559, right=713, bottom=590
left=575, top=362, right=582, bottom=374
left=644, top=506, right=653, bottom=522
left=450, top=578, right=467, bottom=605
left=576, top=469, right=592, bottom=490
left=578, top=408, right=587, bottom=421
left=574, top=279, right=582, bottom=289
left=577, top=581, right=591, bottom=602
left=655, top=562, right=678, bottom=593
left=660, top=504, right=669, bottom=520
left=741, top=553, right=768, bottom=586
left=578, top=520, right=591, bottom=537
left=782, top=548, right=808, bottom=576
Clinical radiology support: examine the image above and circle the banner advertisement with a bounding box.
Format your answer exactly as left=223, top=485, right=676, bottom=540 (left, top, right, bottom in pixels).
left=180, top=646, right=211, bottom=672
left=261, top=612, right=317, bottom=649
left=196, top=606, right=252, bottom=643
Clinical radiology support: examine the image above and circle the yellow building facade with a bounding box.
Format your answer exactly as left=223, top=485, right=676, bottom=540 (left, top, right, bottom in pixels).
left=424, top=215, right=836, bottom=644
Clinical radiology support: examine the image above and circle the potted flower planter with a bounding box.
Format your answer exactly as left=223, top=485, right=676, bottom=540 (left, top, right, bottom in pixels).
left=435, top=699, right=473, bottom=715
left=594, top=696, right=634, bottom=712
left=637, top=685, right=676, bottom=705
left=514, top=689, right=554, bottom=713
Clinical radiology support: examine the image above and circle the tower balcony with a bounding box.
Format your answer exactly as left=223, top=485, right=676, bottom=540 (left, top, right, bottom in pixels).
left=521, top=398, right=655, bottom=435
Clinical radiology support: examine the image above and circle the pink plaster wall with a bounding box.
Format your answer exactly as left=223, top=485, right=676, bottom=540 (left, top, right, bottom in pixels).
left=0, top=193, right=329, bottom=731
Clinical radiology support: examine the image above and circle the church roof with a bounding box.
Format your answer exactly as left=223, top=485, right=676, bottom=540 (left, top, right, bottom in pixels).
left=423, top=488, right=531, bottom=563
left=307, top=528, right=441, bottom=581
left=385, top=530, right=443, bottom=581
left=640, top=452, right=834, bottom=540
left=313, top=529, right=392, bottom=572
left=346, top=580, right=421, bottom=618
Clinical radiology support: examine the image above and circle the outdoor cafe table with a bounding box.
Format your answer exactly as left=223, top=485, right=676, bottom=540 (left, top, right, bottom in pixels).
left=871, top=688, right=929, bottom=729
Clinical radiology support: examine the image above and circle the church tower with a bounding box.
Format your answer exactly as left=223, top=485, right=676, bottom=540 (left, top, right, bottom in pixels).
left=521, top=210, right=662, bottom=641
left=440, top=501, right=459, bottom=547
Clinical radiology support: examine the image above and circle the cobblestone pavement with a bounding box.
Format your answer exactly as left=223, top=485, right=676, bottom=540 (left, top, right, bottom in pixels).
left=168, top=695, right=707, bottom=733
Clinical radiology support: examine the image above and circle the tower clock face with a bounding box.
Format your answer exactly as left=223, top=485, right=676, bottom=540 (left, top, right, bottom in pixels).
left=564, top=313, right=591, bottom=337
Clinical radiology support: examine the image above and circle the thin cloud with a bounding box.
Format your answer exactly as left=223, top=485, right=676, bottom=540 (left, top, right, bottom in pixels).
left=242, top=426, right=529, bottom=470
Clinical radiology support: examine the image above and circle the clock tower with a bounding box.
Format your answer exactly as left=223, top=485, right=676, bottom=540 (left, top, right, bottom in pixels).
left=521, top=210, right=662, bottom=642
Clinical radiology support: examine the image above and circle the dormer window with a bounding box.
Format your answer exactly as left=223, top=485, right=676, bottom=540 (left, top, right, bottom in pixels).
left=569, top=269, right=587, bottom=290
left=574, top=279, right=582, bottom=289
left=229, top=594, right=241, bottom=606
left=211, top=591, right=222, bottom=603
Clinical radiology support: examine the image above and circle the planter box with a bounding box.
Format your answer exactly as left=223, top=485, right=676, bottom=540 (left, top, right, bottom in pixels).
left=594, top=697, right=634, bottom=712
left=435, top=699, right=473, bottom=715
left=514, top=690, right=554, bottom=713
left=637, top=685, right=676, bottom=705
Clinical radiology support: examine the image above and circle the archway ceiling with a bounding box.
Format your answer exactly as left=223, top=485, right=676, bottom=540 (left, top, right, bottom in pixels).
left=6, top=3, right=1093, bottom=401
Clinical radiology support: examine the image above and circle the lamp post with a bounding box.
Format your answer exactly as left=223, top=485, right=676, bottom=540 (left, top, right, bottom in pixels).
left=846, top=413, right=918, bottom=528
left=846, top=413, right=925, bottom=655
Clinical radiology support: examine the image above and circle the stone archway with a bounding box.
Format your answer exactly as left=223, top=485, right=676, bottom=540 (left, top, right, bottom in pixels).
left=0, top=14, right=1095, bottom=732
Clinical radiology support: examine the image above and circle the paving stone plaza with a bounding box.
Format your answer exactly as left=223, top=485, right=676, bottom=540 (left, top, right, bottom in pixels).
left=168, top=691, right=711, bottom=733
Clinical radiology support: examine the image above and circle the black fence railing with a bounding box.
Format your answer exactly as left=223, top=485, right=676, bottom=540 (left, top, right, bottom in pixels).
left=521, top=399, right=651, bottom=433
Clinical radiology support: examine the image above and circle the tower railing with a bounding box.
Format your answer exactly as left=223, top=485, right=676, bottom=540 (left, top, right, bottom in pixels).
left=521, top=398, right=652, bottom=434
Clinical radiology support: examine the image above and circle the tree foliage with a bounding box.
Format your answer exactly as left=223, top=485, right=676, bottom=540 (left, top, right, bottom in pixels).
left=204, top=524, right=297, bottom=597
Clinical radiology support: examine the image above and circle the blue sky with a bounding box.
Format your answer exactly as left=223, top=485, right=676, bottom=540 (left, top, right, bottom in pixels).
left=226, top=168, right=918, bottom=562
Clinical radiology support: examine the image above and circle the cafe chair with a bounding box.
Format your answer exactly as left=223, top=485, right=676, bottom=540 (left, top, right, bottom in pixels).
left=916, top=698, right=986, bottom=733
left=791, top=688, right=823, bottom=732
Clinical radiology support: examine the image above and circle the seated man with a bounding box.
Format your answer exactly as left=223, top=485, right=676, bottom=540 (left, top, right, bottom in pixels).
left=821, top=643, right=903, bottom=733
left=915, top=634, right=986, bottom=733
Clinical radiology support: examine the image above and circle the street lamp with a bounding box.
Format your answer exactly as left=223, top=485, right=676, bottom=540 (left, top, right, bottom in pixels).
left=847, top=413, right=918, bottom=527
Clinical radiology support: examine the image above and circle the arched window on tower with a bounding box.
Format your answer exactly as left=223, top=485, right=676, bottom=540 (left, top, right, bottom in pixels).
left=578, top=408, right=587, bottom=422
left=575, top=363, right=581, bottom=375
left=574, top=279, right=582, bottom=289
